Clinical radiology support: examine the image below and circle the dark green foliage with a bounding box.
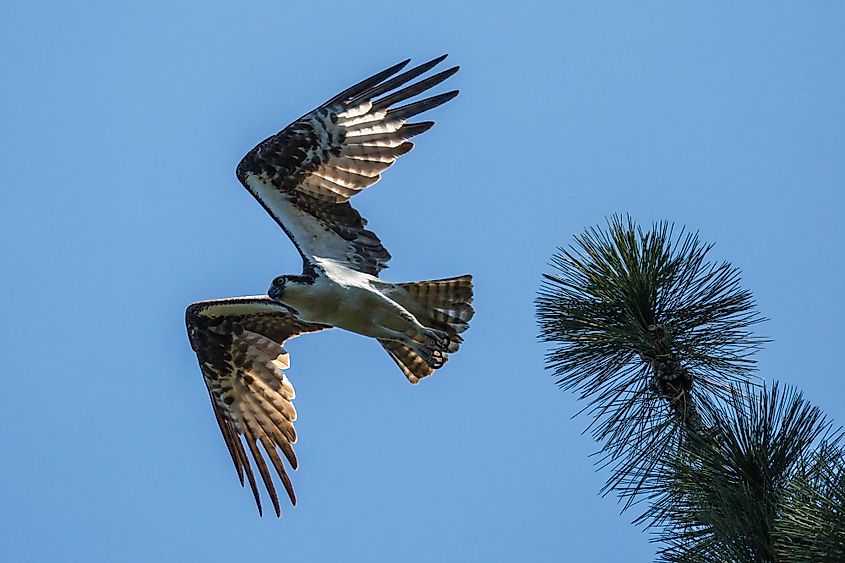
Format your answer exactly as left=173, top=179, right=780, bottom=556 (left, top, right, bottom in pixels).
left=775, top=442, right=845, bottom=562
left=536, top=215, right=766, bottom=504
left=536, top=215, right=845, bottom=561
left=650, top=384, right=835, bottom=562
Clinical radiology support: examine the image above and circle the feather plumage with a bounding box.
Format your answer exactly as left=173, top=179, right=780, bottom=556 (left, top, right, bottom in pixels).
left=186, top=297, right=329, bottom=516
left=236, top=55, right=459, bottom=276
left=381, top=275, right=475, bottom=383
left=184, top=57, right=473, bottom=518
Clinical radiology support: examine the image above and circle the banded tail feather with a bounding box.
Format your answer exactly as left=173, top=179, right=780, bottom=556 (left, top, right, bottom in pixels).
left=381, top=275, right=474, bottom=383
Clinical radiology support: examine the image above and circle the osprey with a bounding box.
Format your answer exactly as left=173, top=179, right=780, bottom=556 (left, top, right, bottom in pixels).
left=185, top=55, right=474, bottom=517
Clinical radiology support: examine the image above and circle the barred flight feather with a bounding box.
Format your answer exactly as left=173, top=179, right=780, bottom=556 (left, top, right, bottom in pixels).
left=335, top=103, right=380, bottom=124
left=186, top=297, right=330, bottom=517
left=312, top=167, right=379, bottom=190
left=236, top=55, right=459, bottom=276
left=339, top=142, right=414, bottom=162
left=380, top=340, right=436, bottom=384
left=328, top=156, right=390, bottom=176
left=344, top=118, right=404, bottom=136
left=350, top=124, right=433, bottom=148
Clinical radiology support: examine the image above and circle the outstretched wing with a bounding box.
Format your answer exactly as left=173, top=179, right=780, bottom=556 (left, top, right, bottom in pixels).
left=236, top=55, right=459, bottom=276
left=185, top=296, right=330, bottom=516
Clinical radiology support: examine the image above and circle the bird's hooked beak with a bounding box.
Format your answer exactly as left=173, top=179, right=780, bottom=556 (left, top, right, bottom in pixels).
left=268, top=278, right=300, bottom=316
left=268, top=284, right=281, bottom=301
left=268, top=275, right=286, bottom=301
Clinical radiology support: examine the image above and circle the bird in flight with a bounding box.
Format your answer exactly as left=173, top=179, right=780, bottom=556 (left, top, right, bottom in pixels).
left=185, top=55, right=474, bottom=517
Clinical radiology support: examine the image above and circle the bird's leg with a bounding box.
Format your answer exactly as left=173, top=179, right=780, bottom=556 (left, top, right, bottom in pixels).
left=378, top=326, right=449, bottom=369
left=376, top=298, right=451, bottom=365
left=402, top=337, right=447, bottom=369
left=379, top=300, right=451, bottom=351
left=419, top=327, right=451, bottom=352
left=393, top=323, right=450, bottom=353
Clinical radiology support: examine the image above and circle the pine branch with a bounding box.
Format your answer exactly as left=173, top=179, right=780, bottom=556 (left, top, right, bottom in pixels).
left=775, top=441, right=845, bottom=561
left=536, top=215, right=766, bottom=505
left=649, top=383, right=833, bottom=562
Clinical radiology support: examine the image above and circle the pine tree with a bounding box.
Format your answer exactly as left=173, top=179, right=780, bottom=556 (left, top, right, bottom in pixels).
left=536, top=215, right=845, bottom=561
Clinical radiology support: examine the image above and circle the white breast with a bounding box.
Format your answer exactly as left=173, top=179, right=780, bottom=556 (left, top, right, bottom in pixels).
left=286, top=260, right=402, bottom=338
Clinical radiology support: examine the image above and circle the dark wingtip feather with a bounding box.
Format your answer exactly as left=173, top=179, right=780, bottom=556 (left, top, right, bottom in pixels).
left=388, top=90, right=460, bottom=121
left=210, top=397, right=247, bottom=486
left=247, top=473, right=263, bottom=517
left=325, top=58, right=412, bottom=106
left=396, top=141, right=414, bottom=156
left=244, top=427, right=281, bottom=519
left=257, top=436, right=297, bottom=510
left=371, top=66, right=460, bottom=112
left=348, top=54, right=452, bottom=107
left=401, top=121, right=436, bottom=138
left=279, top=468, right=297, bottom=507
left=235, top=433, right=264, bottom=516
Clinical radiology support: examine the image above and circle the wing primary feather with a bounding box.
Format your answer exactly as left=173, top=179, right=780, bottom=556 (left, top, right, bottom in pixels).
left=210, top=394, right=245, bottom=486
left=234, top=366, right=294, bottom=511
left=351, top=122, right=434, bottom=146
left=255, top=398, right=298, bottom=445
left=259, top=435, right=297, bottom=506
left=240, top=435, right=263, bottom=516
left=339, top=141, right=414, bottom=161
left=243, top=424, right=281, bottom=518
left=235, top=58, right=460, bottom=274
left=186, top=298, right=330, bottom=514
left=240, top=387, right=299, bottom=469
left=387, top=91, right=460, bottom=121
left=324, top=59, right=411, bottom=106
left=249, top=380, right=298, bottom=434
left=370, top=66, right=460, bottom=112
left=348, top=54, right=448, bottom=107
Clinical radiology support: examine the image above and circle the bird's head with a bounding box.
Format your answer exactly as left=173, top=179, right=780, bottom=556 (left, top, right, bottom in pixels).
left=268, top=275, right=289, bottom=301
left=268, top=269, right=319, bottom=304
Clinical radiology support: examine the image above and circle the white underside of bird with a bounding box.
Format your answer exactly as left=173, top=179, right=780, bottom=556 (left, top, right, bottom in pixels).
left=277, top=257, right=452, bottom=364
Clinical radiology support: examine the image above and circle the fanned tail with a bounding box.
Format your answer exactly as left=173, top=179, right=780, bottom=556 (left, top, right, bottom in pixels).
left=380, top=275, right=474, bottom=384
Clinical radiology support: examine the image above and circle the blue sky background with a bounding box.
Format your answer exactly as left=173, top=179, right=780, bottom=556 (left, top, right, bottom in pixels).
left=2, top=2, right=843, bottom=561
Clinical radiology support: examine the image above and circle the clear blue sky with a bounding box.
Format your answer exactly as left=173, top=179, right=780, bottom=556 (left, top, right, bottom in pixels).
left=2, top=2, right=843, bottom=562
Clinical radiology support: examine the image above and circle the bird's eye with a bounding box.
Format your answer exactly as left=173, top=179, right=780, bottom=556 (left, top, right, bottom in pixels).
left=272, top=276, right=285, bottom=287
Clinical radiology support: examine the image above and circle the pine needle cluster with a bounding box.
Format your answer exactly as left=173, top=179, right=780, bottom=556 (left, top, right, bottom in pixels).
left=536, top=215, right=844, bottom=560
